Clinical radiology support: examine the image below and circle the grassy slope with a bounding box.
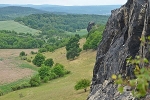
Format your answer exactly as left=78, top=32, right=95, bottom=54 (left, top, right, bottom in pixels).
left=0, top=20, right=41, bottom=35
left=0, top=38, right=96, bottom=100
left=65, top=29, right=87, bottom=36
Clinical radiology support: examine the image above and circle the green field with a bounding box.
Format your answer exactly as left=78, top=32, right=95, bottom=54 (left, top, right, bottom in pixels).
left=65, top=29, right=88, bottom=36
left=0, top=39, right=96, bottom=100
left=0, top=20, right=41, bottom=35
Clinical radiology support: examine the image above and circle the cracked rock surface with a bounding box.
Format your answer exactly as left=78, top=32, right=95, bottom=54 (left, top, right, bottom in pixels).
left=87, top=0, right=150, bottom=99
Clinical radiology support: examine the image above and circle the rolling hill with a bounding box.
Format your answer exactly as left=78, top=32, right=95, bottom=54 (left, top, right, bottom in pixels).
left=0, top=4, right=121, bottom=15
left=0, top=38, right=97, bottom=100
left=34, top=5, right=121, bottom=15
left=0, top=6, right=47, bottom=20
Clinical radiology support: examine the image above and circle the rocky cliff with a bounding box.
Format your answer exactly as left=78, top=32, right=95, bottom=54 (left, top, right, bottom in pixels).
left=88, top=0, right=150, bottom=100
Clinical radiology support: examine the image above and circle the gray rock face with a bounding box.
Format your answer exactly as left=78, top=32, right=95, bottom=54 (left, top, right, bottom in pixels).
left=88, top=0, right=150, bottom=100
left=87, top=22, right=95, bottom=33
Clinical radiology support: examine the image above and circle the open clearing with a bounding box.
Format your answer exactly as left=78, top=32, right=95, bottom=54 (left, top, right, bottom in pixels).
left=0, top=38, right=97, bottom=100
left=0, top=49, right=38, bottom=84
left=0, top=20, right=41, bottom=35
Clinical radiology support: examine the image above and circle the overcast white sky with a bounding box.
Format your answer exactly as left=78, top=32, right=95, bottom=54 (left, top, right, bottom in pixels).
left=0, top=0, right=127, bottom=6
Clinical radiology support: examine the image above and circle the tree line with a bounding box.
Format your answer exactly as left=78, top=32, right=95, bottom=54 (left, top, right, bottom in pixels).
left=15, top=13, right=108, bottom=33
left=0, top=30, right=44, bottom=49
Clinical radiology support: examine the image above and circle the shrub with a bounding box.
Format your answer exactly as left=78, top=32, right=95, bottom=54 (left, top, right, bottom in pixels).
left=32, top=53, right=45, bottom=67
left=27, top=58, right=31, bottom=62
left=38, top=65, right=50, bottom=80
left=74, top=79, right=90, bottom=92
left=49, top=72, right=58, bottom=80
left=20, top=56, right=27, bottom=60
left=11, top=85, right=21, bottom=91
left=43, top=76, right=49, bottom=83
left=11, top=82, right=31, bottom=91
left=20, top=82, right=31, bottom=88
left=0, top=89, right=3, bottom=96
left=29, top=75, right=41, bottom=87
left=38, top=48, right=47, bottom=53
left=64, top=70, right=71, bottom=74
left=31, top=51, right=37, bottom=54
left=19, top=51, right=26, bottom=56
left=44, top=58, right=54, bottom=67
left=52, top=63, right=65, bottom=77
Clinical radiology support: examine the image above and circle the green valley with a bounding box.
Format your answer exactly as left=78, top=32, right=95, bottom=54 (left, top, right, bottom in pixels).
left=0, top=4, right=108, bottom=100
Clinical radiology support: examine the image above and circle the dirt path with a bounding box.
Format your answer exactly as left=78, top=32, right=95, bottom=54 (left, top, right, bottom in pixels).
left=0, top=49, right=37, bottom=84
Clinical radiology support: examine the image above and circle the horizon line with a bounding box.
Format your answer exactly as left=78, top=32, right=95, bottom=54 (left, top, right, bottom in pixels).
left=0, top=3, right=123, bottom=6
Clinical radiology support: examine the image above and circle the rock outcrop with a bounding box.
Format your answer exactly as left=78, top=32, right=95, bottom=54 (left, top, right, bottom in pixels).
left=87, top=22, right=95, bottom=33
left=88, top=0, right=150, bottom=100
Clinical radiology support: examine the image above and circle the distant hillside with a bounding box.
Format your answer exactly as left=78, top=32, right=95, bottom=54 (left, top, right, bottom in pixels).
left=24, top=5, right=121, bottom=15
left=0, top=5, right=121, bottom=15
left=0, top=6, right=47, bottom=20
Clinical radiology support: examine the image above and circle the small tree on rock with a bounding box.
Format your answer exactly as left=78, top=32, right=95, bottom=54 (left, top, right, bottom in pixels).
left=74, top=79, right=90, bottom=92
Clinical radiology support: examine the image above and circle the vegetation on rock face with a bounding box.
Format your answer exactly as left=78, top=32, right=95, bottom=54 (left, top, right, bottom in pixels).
left=74, top=79, right=90, bottom=92
left=83, top=25, right=104, bottom=50
left=66, top=34, right=82, bottom=60
left=112, top=36, right=150, bottom=98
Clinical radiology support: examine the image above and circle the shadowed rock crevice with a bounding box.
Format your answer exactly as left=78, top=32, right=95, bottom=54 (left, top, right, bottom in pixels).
left=88, top=0, right=150, bottom=99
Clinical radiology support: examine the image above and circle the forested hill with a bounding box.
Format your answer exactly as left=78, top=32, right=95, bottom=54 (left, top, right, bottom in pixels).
left=0, top=6, right=47, bottom=20
left=15, top=13, right=109, bottom=33
left=33, top=5, right=121, bottom=15
left=13, top=13, right=108, bottom=50
left=0, top=5, right=121, bottom=15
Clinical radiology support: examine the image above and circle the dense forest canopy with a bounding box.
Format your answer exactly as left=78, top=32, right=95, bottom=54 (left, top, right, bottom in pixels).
left=0, top=30, right=44, bottom=49
left=15, top=13, right=109, bottom=33
left=13, top=13, right=108, bottom=50
left=0, top=12, right=109, bottom=49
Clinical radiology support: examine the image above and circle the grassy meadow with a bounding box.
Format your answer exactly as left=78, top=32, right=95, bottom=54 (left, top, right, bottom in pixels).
left=0, top=20, right=41, bottom=35
left=0, top=38, right=96, bottom=100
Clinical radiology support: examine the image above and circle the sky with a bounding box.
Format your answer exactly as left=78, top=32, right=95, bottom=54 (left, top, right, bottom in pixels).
left=0, top=0, right=127, bottom=6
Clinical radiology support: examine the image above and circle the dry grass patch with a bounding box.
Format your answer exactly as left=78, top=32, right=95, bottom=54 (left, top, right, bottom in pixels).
left=0, top=39, right=97, bottom=100
left=0, top=49, right=38, bottom=84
